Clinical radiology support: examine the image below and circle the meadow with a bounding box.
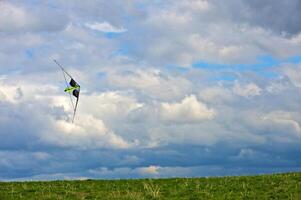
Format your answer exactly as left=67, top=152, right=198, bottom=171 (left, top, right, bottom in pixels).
left=0, top=172, right=300, bottom=199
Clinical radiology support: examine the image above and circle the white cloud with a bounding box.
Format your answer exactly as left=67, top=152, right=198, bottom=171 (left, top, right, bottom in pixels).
left=81, top=91, right=143, bottom=120
left=265, top=80, right=290, bottom=94
left=290, top=33, right=301, bottom=45
left=0, top=84, right=22, bottom=104
left=160, top=95, right=216, bottom=123
left=138, top=165, right=160, bottom=175
left=0, top=2, right=30, bottom=32
left=107, top=69, right=192, bottom=100
left=43, top=114, right=134, bottom=149
left=233, top=82, right=262, bottom=97
left=262, top=111, right=301, bottom=138
left=199, top=86, right=233, bottom=103
left=281, top=63, right=301, bottom=87
left=0, top=81, right=137, bottom=150
left=85, top=21, right=126, bottom=33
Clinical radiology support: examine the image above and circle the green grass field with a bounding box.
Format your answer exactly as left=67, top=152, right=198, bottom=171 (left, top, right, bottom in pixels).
left=0, top=172, right=300, bottom=199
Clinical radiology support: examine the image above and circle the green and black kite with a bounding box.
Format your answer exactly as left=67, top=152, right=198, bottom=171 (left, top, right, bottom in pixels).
left=54, top=60, right=80, bottom=123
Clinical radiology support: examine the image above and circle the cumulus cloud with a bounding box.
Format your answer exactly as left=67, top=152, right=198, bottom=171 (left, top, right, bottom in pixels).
left=107, top=69, right=192, bottom=100
left=0, top=84, right=23, bottom=103
left=160, top=95, right=216, bottom=122
left=0, top=80, right=136, bottom=151
left=43, top=115, right=134, bottom=149
left=80, top=91, right=144, bottom=121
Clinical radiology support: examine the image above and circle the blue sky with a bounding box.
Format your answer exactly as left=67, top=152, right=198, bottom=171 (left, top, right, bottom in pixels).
left=1, top=0, right=301, bottom=180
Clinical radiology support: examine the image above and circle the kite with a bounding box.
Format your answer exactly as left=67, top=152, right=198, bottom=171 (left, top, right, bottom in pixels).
left=54, top=59, right=80, bottom=123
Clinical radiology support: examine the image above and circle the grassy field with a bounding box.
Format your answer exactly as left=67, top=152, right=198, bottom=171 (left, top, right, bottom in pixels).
left=0, top=172, right=300, bottom=199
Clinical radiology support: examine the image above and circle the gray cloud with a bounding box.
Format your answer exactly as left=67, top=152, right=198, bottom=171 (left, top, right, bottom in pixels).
left=0, top=1, right=69, bottom=33
left=242, top=0, right=301, bottom=35
left=111, top=0, right=301, bottom=66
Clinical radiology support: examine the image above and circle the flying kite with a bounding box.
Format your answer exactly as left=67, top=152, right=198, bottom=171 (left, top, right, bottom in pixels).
left=54, top=60, right=80, bottom=123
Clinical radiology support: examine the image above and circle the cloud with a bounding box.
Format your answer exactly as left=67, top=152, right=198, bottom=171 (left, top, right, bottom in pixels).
left=0, top=1, right=68, bottom=33
left=160, top=95, right=216, bottom=123
left=117, top=0, right=301, bottom=66
left=0, top=81, right=136, bottom=150
left=199, top=86, right=234, bottom=104
left=80, top=91, right=144, bottom=121
left=280, top=63, right=301, bottom=87
left=0, top=84, right=22, bottom=103
left=262, top=111, right=301, bottom=138
left=106, top=69, right=193, bottom=100
left=85, top=21, right=127, bottom=33
left=233, top=82, right=262, bottom=97
left=242, top=0, right=301, bottom=35
left=43, top=115, right=134, bottom=149
left=138, top=165, right=160, bottom=175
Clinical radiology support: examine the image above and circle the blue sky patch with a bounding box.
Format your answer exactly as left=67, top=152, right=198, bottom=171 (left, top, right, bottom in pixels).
left=25, top=49, right=34, bottom=59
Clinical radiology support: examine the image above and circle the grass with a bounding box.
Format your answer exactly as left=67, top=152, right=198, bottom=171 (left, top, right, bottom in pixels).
left=0, top=172, right=300, bottom=199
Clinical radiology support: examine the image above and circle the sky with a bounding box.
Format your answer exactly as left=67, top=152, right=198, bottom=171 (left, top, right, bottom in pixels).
left=1, top=0, right=301, bottom=180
